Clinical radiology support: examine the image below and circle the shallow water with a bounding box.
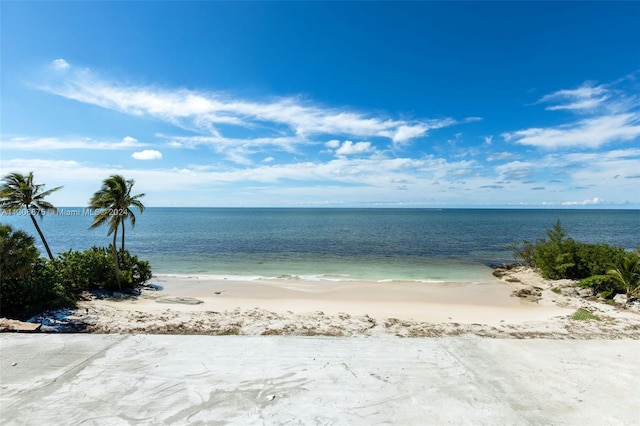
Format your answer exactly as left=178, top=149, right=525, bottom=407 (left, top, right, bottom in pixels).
left=2, top=208, right=638, bottom=282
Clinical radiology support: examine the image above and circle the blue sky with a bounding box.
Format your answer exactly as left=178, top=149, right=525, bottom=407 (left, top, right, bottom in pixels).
left=1, top=1, right=639, bottom=208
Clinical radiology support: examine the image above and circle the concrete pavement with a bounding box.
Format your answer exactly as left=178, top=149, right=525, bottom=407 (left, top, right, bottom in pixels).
left=1, top=335, right=639, bottom=425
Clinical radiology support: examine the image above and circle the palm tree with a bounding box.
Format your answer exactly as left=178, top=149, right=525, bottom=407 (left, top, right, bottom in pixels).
left=118, top=178, right=145, bottom=251
left=88, top=175, right=145, bottom=290
left=0, top=172, right=62, bottom=260
left=607, top=254, right=640, bottom=298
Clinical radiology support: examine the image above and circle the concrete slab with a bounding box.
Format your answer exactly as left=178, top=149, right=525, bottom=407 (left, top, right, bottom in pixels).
left=1, top=335, right=639, bottom=425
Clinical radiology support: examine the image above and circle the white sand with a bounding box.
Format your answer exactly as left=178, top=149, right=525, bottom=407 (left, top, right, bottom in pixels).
left=40, top=266, right=640, bottom=338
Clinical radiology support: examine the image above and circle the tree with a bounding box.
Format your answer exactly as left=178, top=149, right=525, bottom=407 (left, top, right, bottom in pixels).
left=118, top=178, right=145, bottom=251
left=88, top=175, right=145, bottom=290
left=0, top=223, right=39, bottom=280
left=607, top=253, right=640, bottom=298
left=0, top=172, right=62, bottom=260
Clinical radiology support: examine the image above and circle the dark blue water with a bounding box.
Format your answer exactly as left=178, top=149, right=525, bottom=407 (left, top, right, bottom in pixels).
left=2, top=208, right=638, bottom=282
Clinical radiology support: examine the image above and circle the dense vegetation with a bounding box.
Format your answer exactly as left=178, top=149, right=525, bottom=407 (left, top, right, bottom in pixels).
left=0, top=171, right=151, bottom=320
left=512, top=220, right=640, bottom=299
left=0, top=224, right=152, bottom=319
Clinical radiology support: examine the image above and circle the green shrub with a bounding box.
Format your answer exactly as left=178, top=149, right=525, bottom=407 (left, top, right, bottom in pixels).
left=513, top=220, right=630, bottom=280
left=571, top=308, right=601, bottom=321
left=1, top=225, right=73, bottom=319
left=0, top=223, right=153, bottom=319
left=55, top=247, right=114, bottom=293
left=512, top=220, right=638, bottom=299
left=577, top=275, right=620, bottom=296
left=607, top=253, right=640, bottom=297
left=118, top=248, right=152, bottom=287
left=54, top=246, right=152, bottom=292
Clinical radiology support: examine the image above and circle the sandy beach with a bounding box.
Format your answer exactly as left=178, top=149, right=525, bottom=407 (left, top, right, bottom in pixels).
left=16, top=266, right=640, bottom=339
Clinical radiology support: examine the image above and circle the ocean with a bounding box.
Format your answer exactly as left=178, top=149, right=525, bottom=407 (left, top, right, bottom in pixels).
left=2, top=208, right=638, bottom=283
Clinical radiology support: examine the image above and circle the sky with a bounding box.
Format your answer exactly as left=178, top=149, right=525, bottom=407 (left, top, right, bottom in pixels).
left=1, top=1, right=639, bottom=208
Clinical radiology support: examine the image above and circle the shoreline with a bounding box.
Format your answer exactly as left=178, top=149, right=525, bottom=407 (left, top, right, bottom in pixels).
left=9, top=266, right=639, bottom=338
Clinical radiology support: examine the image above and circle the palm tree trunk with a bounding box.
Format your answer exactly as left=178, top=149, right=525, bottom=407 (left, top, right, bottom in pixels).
left=121, top=223, right=125, bottom=251
left=28, top=211, right=54, bottom=260
left=113, top=228, right=121, bottom=291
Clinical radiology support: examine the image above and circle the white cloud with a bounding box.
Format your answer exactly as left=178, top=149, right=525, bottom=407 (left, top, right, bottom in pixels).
left=495, top=161, right=533, bottom=181
left=503, top=113, right=640, bottom=149
left=3, top=153, right=637, bottom=207
left=539, top=83, right=609, bottom=112
left=486, top=152, right=514, bottom=161
left=334, top=140, right=374, bottom=156
left=325, top=139, right=340, bottom=149
left=505, top=75, right=640, bottom=150
left=36, top=61, right=459, bottom=149
left=539, top=82, right=612, bottom=111
left=390, top=124, right=429, bottom=144
left=122, top=136, right=139, bottom=145
left=131, top=149, right=162, bottom=160
left=52, top=59, right=70, bottom=70
left=1, top=136, right=147, bottom=150
left=559, top=197, right=604, bottom=206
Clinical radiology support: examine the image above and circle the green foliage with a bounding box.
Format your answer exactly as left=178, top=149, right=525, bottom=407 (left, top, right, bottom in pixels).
left=577, top=275, right=621, bottom=299
left=571, top=308, right=601, bottom=321
left=55, top=247, right=114, bottom=293
left=508, top=240, right=535, bottom=265
left=512, top=220, right=631, bottom=280
left=607, top=253, right=640, bottom=297
left=0, top=224, right=39, bottom=280
left=118, top=248, right=152, bottom=285
left=1, top=225, right=72, bottom=318
left=54, top=246, right=152, bottom=292
left=0, top=172, right=62, bottom=260
left=1, top=223, right=152, bottom=319
left=512, top=220, right=638, bottom=299
left=88, top=175, right=145, bottom=290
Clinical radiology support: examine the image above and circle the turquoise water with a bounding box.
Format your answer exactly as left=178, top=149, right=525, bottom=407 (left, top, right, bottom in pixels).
left=2, top=208, right=638, bottom=282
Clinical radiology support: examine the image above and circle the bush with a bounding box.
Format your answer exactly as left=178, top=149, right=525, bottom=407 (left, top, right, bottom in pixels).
left=607, top=252, right=640, bottom=297
left=512, top=220, right=638, bottom=298
left=55, top=247, right=114, bottom=293
left=513, top=220, right=631, bottom=280
left=577, top=275, right=621, bottom=298
left=54, top=246, right=152, bottom=292
left=0, top=224, right=39, bottom=280
left=118, top=248, right=152, bottom=287
left=0, top=223, right=153, bottom=319
left=1, top=225, right=73, bottom=319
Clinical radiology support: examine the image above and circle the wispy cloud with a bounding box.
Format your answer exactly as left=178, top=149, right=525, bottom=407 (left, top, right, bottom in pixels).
left=554, top=197, right=604, bottom=206
left=326, top=140, right=375, bottom=156
left=51, top=58, right=70, bottom=70
left=1, top=136, right=146, bottom=150
left=38, top=59, right=460, bottom=153
left=495, top=161, right=533, bottom=181
left=539, top=82, right=609, bottom=112
left=503, top=74, right=640, bottom=149
left=503, top=113, right=640, bottom=149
